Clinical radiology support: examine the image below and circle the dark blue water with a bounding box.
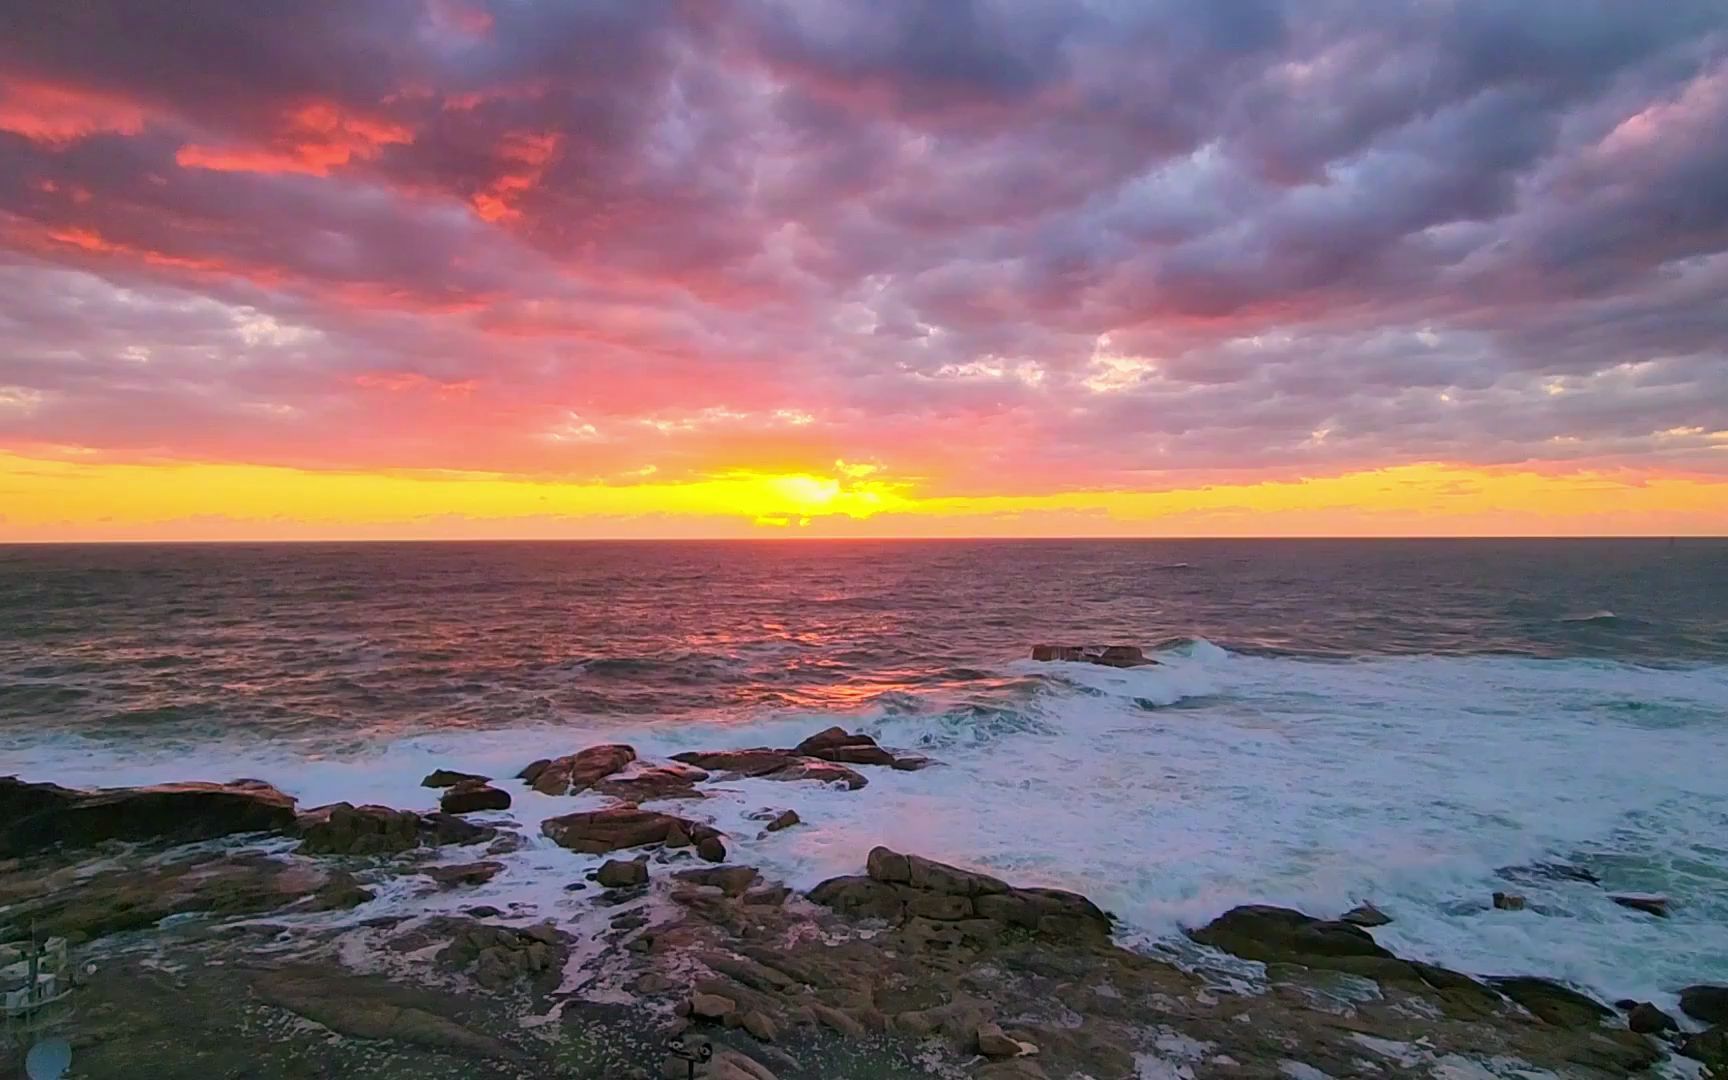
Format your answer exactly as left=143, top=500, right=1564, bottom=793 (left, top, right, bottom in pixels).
left=1, top=539, right=1724, bottom=743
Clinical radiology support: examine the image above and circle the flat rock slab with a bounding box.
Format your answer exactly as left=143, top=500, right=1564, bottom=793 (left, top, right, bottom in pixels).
left=0, top=776, right=297, bottom=857
left=541, top=805, right=723, bottom=854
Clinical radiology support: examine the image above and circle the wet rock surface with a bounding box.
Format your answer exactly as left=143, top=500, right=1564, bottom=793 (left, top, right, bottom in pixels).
left=0, top=776, right=297, bottom=856
left=0, top=757, right=1702, bottom=1079
left=1029, top=644, right=1155, bottom=667
left=439, top=781, right=512, bottom=814
left=521, top=743, right=637, bottom=796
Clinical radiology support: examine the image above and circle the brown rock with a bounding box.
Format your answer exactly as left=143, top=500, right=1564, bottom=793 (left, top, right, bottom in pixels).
left=807, top=875, right=905, bottom=920
left=697, top=835, right=728, bottom=862
left=743, top=886, right=789, bottom=906
left=977, top=1021, right=1025, bottom=1058
left=866, top=846, right=911, bottom=883
left=675, top=865, right=759, bottom=897
left=540, top=806, right=721, bottom=854
left=0, top=776, right=297, bottom=857
left=1626, top=1001, right=1677, bottom=1034
left=741, top=1010, right=777, bottom=1042
left=253, top=968, right=517, bottom=1060
left=439, top=781, right=511, bottom=814
left=1680, top=1026, right=1728, bottom=1072
left=634, top=972, right=676, bottom=994
left=907, top=892, right=972, bottom=921
left=763, top=759, right=867, bottom=790
left=793, top=727, right=898, bottom=767
left=765, top=810, right=799, bottom=831
left=296, top=802, right=423, bottom=855
left=1340, top=902, right=1391, bottom=927
left=420, top=811, right=498, bottom=847
left=891, top=755, right=933, bottom=771
left=1030, top=644, right=1153, bottom=668
left=421, top=769, right=489, bottom=788
left=691, top=992, right=737, bottom=1020
left=1492, top=891, right=1527, bottom=911
left=526, top=744, right=636, bottom=796
left=905, top=852, right=1010, bottom=896
left=1189, top=905, right=1397, bottom=969
left=670, top=748, right=800, bottom=777
left=595, top=763, right=710, bottom=802
left=1682, top=984, right=1728, bottom=1024
left=424, top=861, right=504, bottom=888
left=596, top=858, right=649, bottom=888
left=1487, top=976, right=1612, bottom=1028
left=810, top=1003, right=866, bottom=1037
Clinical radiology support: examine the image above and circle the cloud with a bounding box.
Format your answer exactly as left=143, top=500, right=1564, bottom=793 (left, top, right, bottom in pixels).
left=0, top=0, right=1724, bottom=505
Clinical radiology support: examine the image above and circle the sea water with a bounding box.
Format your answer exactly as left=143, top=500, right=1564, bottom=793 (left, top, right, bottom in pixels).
left=2, top=539, right=1724, bottom=1010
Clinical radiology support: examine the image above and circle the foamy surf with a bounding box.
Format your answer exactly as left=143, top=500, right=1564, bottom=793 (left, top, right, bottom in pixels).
left=5, top=640, right=1726, bottom=1016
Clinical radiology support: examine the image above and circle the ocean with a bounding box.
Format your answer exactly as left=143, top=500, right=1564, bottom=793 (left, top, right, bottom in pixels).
left=3, top=538, right=1726, bottom=1010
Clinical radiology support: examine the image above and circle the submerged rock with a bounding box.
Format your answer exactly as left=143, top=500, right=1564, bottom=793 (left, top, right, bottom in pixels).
left=541, top=805, right=723, bottom=854
left=1190, top=906, right=1396, bottom=966
left=1492, top=891, right=1527, bottom=911
left=1610, top=893, right=1669, bottom=918
left=439, top=781, right=511, bottom=814
left=521, top=743, right=636, bottom=796
left=424, top=861, right=504, bottom=888
left=1029, top=644, right=1155, bottom=668
left=0, top=776, right=297, bottom=857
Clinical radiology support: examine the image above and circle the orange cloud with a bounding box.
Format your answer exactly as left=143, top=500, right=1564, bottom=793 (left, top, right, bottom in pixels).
left=471, top=131, right=560, bottom=222
left=176, top=101, right=412, bottom=176
left=0, top=76, right=150, bottom=145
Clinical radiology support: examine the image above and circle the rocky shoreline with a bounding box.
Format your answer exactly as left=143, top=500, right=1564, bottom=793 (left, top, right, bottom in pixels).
left=3, top=728, right=1725, bottom=1078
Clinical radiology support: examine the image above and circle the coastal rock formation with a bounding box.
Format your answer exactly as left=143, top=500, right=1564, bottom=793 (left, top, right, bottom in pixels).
left=1189, top=905, right=1396, bottom=966
left=1487, top=977, right=1613, bottom=1028
left=253, top=967, right=521, bottom=1060
left=1609, top=893, right=1668, bottom=917
left=670, top=728, right=926, bottom=784
left=1029, top=644, right=1156, bottom=668
left=540, top=805, right=723, bottom=854
left=424, top=861, right=504, bottom=888
left=1681, top=984, right=1728, bottom=1024
left=593, top=762, right=709, bottom=802
left=1681, top=1026, right=1728, bottom=1072
left=439, top=780, right=511, bottom=814
left=796, top=726, right=899, bottom=766
left=0, top=776, right=297, bottom=857
left=809, top=846, right=1112, bottom=944
left=1340, top=901, right=1392, bottom=927
left=519, top=743, right=636, bottom=796
left=420, top=769, right=489, bottom=788
left=1625, top=1001, right=1678, bottom=1034
left=595, top=857, right=649, bottom=888
left=297, top=802, right=424, bottom=855
left=435, top=919, right=567, bottom=992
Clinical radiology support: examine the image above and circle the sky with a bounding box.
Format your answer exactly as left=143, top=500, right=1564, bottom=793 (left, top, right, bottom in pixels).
left=1, top=0, right=1726, bottom=541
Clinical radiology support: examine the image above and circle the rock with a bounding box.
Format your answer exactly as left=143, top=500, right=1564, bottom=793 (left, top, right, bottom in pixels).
left=741, top=1009, right=777, bottom=1041
left=1681, top=985, right=1728, bottom=1024
left=810, top=1003, right=867, bottom=1037
left=310, top=873, right=377, bottom=911
left=765, top=810, right=799, bottom=831
left=975, top=1060, right=1049, bottom=1079
left=707, top=1048, right=779, bottom=1080
left=520, top=921, right=559, bottom=945
left=977, top=1021, right=1026, bottom=1058
left=540, top=806, right=722, bottom=854
left=907, top=892, right=973, bottom=921
left=891, top=755, right=933, bottom=771
left=421, top=769, right=489, bottom=788
left=795, top=727, right=899, bottom=767
left=743, top=886, right=788, bottom=907
left=420, top=811, right=498, bottom=846
left=1487, top=976, right=1612, bottom=1028
left=867, top=846, right=911, bottom=882
left=525, top=744, right=636, bottom=796
left=807, top=876, right=905, bottom=920
left=1492, top=891, right=1527, bottom=911
left=253, top=968, right=518, bottom=1060
left=439, top=781, right=511, bottom=814
left=296, top=802, right=423, bottom=855
left=670, top=748, right=801, bottom=777
left=690, top=992, right=737, bottom=1020
left=764, top=759, right=867, bottom=790
left=675, top=865, right=759, bottom=897
left=697, top=835, right=728, bottom=862
left=1626, top=1001, right=1677, bottom=1034
left=634, top=972, right=676, bottom=994
left=596, top=858, right=649, bottom=888
left=666, top=825, right=692, bottom=848
left=1340, top=902, right=1391, bottom=927
left=465, top=905, right=503, bottom=918
left=1190, top=906, right=1397, bottom=971
left=1680, top=1026, right=1728, bottom=1072
left=424, top=861, right=504, bottom=888
left=0, top=776, right=297, bottom=857
left=1029, top=644, right=1154, bottom=667
left=1609, top=893, right=1668, bottom=917
left=595, top=763, right=710, bottom=802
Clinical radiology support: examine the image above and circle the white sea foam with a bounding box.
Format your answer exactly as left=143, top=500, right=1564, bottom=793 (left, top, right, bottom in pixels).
left=7, top=642, right=1727, bottom=1013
